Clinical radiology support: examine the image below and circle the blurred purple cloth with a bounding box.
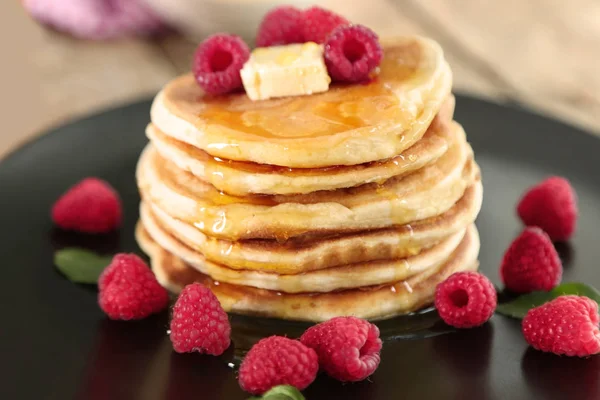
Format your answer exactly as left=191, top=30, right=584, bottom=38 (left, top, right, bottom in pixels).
left=23, top=0, right=167, bottom=40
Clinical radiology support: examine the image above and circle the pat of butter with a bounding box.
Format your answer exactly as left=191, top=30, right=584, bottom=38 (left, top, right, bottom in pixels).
left=241, top=42, right=331, bottom=101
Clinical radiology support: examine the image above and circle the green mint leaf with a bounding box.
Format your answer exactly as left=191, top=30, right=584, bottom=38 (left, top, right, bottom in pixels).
left=248, top=385, right=305, bottom=400
left=54, top=248, right=113, bottom=284
left=496, top=282, right=600, bottom=319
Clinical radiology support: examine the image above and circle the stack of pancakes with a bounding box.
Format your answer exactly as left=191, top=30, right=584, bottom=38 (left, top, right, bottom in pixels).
left=136, top=36, right=483, bottom=322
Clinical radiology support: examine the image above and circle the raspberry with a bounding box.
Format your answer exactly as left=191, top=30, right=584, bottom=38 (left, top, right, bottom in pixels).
left=98, top=254, right=169, bottom=320
left=192, top=34, right=250, bottom=95
left=239, top=336, right=318, bottom=395
left=500, top=227, right=563, bottom=293
left=434, top=271, right=497, bottom=328
left=302, top=6, right=349, bottom=44
left=169, top=283, right=231, bottom=356
left=23, top=0, right=165, bottom=40
left=300, top=316, right=382, bottom=382
left=517, top=176, right=578, bottom=242
left=51, top=177, right=122, bottom=234
left=522, top=295, right=600, bottom=357
left=256, top=6, right=304, bottom=47
left=324, top=25, right=383, bottom=82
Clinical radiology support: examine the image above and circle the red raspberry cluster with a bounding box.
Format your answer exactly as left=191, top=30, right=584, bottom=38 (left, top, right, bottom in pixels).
left=498, top=176, right=576, bottom=293
left=192, top=6, right=383, bottom=95
left=433, top=175, right=597, bottom=358
left=509, top=178, right=596, bottom=357
left=497, top=176, right=577, bottom=294
left=239, top=316, right=383, bottom=395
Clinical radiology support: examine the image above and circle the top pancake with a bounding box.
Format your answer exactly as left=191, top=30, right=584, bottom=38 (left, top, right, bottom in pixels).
left=152, top=36, right=452, bottom=168
left=147, top=95, right=455, bottom=196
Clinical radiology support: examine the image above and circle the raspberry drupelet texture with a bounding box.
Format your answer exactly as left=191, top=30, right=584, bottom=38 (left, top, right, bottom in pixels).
left=522, top=295, right=600, bottom=357
left=192, top=34, right=250, bottom=94
left=324, top=25, right=383, bottom=83
left=434, top=271, right=497, bottom=328
left=98, top=254, right=169, bottom=320
left=51, top=177, right=122, bottom=234
left=517, top=176, right=578, bottom=242
left=300, top=316, right=382, bottom=382
left=169, top=283, right=231, bottom=356
left=500, top=227, right=562, bottom=293
left=239, top=336, right=319, bottom=395
left=302, top=6, right=349, bottom=44
left=256, top=6, right=305, bottom=47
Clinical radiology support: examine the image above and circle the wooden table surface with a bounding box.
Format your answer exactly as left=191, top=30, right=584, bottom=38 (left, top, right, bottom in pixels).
left=3, top=0, right=600, bottom=158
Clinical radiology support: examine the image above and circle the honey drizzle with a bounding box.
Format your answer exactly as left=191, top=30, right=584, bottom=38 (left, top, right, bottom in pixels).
left=195, top=43, right=423, bottom=140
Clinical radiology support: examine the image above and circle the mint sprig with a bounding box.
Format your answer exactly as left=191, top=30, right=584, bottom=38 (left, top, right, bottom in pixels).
left=248, top=385, right=305, bottom=400
left=54, top=248, right=113, bottom=284
left=496, top=282, right=600, bottom=319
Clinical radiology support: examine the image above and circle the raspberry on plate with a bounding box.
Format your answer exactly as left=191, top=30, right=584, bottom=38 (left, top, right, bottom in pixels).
left=500, top=227, right=563, bottom=293
left=98, top=254, right=169, bottom=320
left=522, top=295, right=600, bottom=357
left=169, top=283, right=231, bottom=356
left=256, top=6, right=305, bottom=47
left=300, top=316, right=382, bottom=382
left=51, top=177, right=122, bottom=234
left=192, top=34, right=250, bottom=95
left=324, top=25, right=383, bottom=82
left=302, top=6, right=349, bottom=44
left=434, top=271, right=497, bottom=328
left=517, top=176, right=578, bottom=242
left=239, top=336, right=318, bottom=395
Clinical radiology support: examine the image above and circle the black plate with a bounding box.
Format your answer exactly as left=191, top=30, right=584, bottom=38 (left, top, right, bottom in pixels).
left=1, top=96, right=599, bottom=400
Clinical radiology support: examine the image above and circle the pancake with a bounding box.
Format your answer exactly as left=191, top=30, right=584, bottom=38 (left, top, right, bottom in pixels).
left=140, top=206, right=467, bottom=293
left=139, top=180, right=482, bottom=273
left=151, top=36, right=452, bottom=168
left=136, top=33, right=483, bottom=323
left=147, top=96, right=455, bottom=196
left=137, top=123, right=475, bottom=241
left=136, top=223, right=480, bottom=322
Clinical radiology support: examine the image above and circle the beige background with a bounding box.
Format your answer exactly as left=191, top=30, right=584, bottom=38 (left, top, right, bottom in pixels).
left=2, top=0, right=600, bottom=158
